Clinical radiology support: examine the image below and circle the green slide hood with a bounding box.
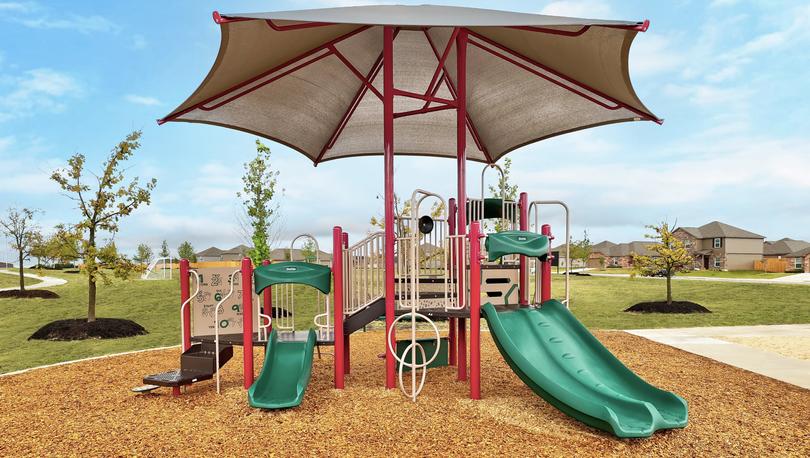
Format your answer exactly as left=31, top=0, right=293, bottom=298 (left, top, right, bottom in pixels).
left=253, top=261, right=331, bottom=294
left=485, top=230, right=549, bottom=261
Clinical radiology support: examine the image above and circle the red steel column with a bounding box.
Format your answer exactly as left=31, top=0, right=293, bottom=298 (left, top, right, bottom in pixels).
left=180, top=258, right=191, bottom=352
left=383, top=25, right=396, bottom=390
left=333, top=226, right=345, bottom=389
left=541, top=224, right=553, bottom=303
left=262, top=259, right=272, bottom=332
left=448, top=198, right=457, bottom=366
left=469, top=221, right=482, bottom=399
left=518, top=192, right=528, bottom=306
left=456, top=28, right=468, bottom=382
left=241, top=257, right=254, bottom=389
left=342, top=232, right=350, bottom=375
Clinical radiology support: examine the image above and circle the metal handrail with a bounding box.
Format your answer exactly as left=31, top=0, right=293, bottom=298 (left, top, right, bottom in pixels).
left=344, top=231, right=385, bottom=315
left=212, top=269, right=241, bottom=394
left=179, top=270, right=200, bottom=350
left=528, top=200, right=571, bottom=307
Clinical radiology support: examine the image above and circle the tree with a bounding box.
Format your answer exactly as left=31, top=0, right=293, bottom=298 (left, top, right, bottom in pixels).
left=300, top=239, right=317, bottom=263
left=633, top=222, right=693, bottom=305
left=238, top=139, right=281, bottom=265
left=487, top=159, right=519, bottom=232
left=29, top=230, right=49, bottom=268
left=134, top=243, right=154, bottom=265
left=159, top=240, right=170, bottom=258
left=177, top=241, right=197, bottom=262
left=51, top=130, right=157, bottom=322
left=568, top=230, right=592, bottom=270
left=49, top=225, right=81, bottom=266
left=0, top=208, right=40, bottom=290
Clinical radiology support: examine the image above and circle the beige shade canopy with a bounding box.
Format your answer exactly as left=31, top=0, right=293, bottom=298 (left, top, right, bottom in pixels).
left=160, top=5, right=660, bottom=164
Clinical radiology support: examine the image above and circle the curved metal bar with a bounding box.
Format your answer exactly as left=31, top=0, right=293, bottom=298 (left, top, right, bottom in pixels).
left=180, top=270, right=200, bottom=350
left=528, top=200, right=571, bottom=307
left=290, top=233, right=321, bottom=262
left=213, top=269, right=241, bottom=394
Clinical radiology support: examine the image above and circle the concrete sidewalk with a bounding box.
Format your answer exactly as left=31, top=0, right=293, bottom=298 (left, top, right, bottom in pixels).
left=0, top=269, right=68, bottom=292
left=628, top=325, right=810, bottom=389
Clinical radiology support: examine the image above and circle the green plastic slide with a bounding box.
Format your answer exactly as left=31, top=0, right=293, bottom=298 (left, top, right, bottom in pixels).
left=483, top=300, right=688, bottom=438
left=248, top=329, right=316, bottom=409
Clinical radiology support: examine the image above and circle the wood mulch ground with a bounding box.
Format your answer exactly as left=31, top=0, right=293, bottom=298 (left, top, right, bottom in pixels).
left=1, top=330, right=808, bottom=457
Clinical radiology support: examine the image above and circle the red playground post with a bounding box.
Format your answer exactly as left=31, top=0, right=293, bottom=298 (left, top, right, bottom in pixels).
left=333, top=226, right=345, bottom=389
left=541, top=224, right=553, bottom=303
left=455, top=28, right=468, bottom=383
left=241, top=257, right=254, bottom=389
left=469, top=221, right=482, bottom=399
left=518, top=192, right=529, bottom=306
left=383, top=25, right=396, bottom=390
left=180, top=258, right=191, bottom=352
left=262, top=259, right=272, bottom=332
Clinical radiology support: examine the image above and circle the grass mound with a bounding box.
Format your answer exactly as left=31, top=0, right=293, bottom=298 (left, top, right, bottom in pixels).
left=0, top=290, right=60, bottom=299
left=29, top=318, right=148, bottom=341
left=624, top=301, right=711, bottom=314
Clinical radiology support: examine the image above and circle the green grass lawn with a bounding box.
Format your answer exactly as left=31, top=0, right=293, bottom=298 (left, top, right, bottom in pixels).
left=1, top=269, right=808, bottom=373
left=585, top=268, right=792, bottom=279
left=0, top=271, right=36, bottom=289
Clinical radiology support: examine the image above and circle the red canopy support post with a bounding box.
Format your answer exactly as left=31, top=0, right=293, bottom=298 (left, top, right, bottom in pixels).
left=180, top=259, right=191, bottom=352
left=342, top=232, right=350, bottom=375
left=241, top=257, right=254, bottom=389
left=383, top=25, right=396, bottom=390
left=469, top=221, right=482, bottom=400
left=333, top=226, right=345, bottom=389
left=456, top=28, right=469, bottom=383
left=541, top=224, right=553, bottom=303
left=448, top=198, right=457, bottom=366
left=518, top=192, right=529, bottom=306
left=262, top=259, right=272, bottom=332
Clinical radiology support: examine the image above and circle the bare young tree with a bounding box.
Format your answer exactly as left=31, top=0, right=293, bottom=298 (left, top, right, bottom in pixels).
left=0, top=207, right=40, bottom=291
left=51, top=130, right=157, bottom=322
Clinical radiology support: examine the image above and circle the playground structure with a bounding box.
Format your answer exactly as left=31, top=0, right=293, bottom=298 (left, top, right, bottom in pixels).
left=141, top=257, right=174, bottom=280
left=148, top=5, right=688, bottom=437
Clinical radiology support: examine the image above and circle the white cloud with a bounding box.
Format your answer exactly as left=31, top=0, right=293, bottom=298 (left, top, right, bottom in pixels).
left=539, top=0, right=614, bottom=18
left=0, top=2, right=36, bottom=13
left=0, top=68, right=82, bottom=121
left=124, top=94, right=162, bottom=106
left=17, top=13, right=119, bottom=34
left=630, top=34, right=688, bottom=78
left=131, top=34, right=147, bottom=50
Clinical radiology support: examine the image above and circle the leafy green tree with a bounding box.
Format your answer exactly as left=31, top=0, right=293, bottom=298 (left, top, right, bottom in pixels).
left=633, top=222, right=693, bottom=305
left=159, top=240, right=170, bottom=258
left=238, top=140, right=280, bottom=265
left=177, top=241, right=197, bottom=262
left=134, top=243, right=153, bottom=264
left=568, top=230, right=592, bottom=270
left=49, top=225, right=81, bottom=266
left=300, top=239, right=317, bottom=263
left=0, top=207, right=40, bottom=290
left=29, top=230, right=49, bottom=269
left=51, top=130, right=157, bottom=322
left=487, top=159, right=519, bottom=232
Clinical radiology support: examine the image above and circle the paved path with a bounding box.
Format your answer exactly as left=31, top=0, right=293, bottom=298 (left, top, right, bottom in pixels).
left=588, top=272, right=810, bottom=285
left=628, top=325, right=810, bottom=389
left=0, top=269, right=68, bottom=292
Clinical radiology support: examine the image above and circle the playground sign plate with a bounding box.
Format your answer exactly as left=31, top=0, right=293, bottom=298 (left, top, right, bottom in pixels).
left=191, top=267, right=259, bottom=337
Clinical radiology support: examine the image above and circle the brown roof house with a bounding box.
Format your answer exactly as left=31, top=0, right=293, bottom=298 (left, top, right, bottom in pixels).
left=587, top=240, right=657, bottom=269
left=674, top=221, right=764, bottom=270
left=764, top=238, right=810, bottom=272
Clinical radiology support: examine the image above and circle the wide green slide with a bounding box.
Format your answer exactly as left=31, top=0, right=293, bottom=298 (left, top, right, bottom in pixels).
left=483, top=300, right=688, bottom=438
left=248, top=328, right=316, bottom=409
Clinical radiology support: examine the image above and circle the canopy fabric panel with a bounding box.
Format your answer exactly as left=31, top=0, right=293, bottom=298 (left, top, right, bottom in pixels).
left=161, top=5, right=658, bottom=165
left=253, top=261, right=332, bottom=294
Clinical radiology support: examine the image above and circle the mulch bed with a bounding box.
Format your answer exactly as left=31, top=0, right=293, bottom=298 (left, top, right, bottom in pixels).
left=1, top=330, right=808, bottom=456
left=625, top=301, right=712, bottom=314
left=0, top=289, right=60, bottom=299
left=28, top=318, right=148, bottom=341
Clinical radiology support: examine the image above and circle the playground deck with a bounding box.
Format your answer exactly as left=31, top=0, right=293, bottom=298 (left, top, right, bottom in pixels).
left=1, top=331, right=808, bottom=456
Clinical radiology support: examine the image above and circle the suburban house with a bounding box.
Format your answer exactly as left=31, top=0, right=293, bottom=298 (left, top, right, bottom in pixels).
left=764, top=238, right=810, bottom=272
left=674, top=221, right=764, bottom=270
left=195, top=245, right=331, bottom=262
left=587, top=241, right=657, bottom=268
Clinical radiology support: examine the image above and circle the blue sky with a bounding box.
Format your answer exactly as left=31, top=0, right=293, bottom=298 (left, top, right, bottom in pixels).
left=1, top=0, right=809, bottom=261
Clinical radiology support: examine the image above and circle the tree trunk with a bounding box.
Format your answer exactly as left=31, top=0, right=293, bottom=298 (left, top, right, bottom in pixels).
left=18, top=250, right=25, bottom=292
left=666, top=275, right=672, bottom=305
left=87, top=228, right=96, bottom=322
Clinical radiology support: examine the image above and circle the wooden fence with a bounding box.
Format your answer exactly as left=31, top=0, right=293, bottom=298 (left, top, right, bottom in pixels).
left=754, top=259, right=787, bottom=273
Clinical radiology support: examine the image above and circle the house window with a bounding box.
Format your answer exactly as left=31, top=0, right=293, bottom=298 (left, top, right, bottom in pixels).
left=713, top=258, right=721, bottom=268
left=713, top=238, right=722, bottom=248
left=796, top=258, right=804, bottom=269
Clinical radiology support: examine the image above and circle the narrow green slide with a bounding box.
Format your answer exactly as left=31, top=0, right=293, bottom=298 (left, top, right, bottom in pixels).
left=483, top=300, right=688, bottom=438
left=248, top=329, right=316, bottom=409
